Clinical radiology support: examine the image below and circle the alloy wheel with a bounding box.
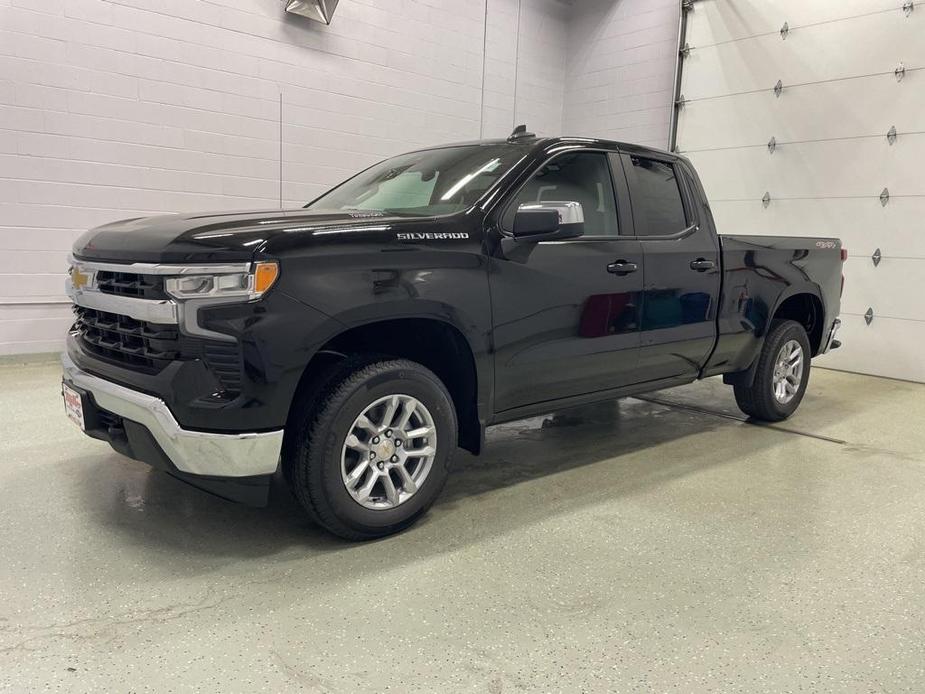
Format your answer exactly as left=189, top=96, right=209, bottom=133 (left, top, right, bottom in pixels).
left=772, top=339, right=804, bottom=404
left=340, top=394, right=437, bottom=510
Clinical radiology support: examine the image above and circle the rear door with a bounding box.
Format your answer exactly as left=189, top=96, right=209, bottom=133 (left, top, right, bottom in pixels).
left=615, top=151, right=721, bottom=381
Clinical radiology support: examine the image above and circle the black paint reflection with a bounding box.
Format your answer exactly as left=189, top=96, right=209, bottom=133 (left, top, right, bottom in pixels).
left=641, top=290, right=712, bottom=330
left=579, top=292, right=637, bottom=338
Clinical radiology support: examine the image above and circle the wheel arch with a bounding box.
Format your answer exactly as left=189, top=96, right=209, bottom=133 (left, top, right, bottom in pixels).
left=769, top=286, right=825, bottom=356
left=287, top=312, right=484, bottom=456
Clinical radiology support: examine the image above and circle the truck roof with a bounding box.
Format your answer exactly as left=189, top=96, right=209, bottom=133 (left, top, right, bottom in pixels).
left=416, top=135, right=677, bottom=161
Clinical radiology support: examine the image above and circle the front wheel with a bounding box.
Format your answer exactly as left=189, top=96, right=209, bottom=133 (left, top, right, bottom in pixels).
left=285, top=358, right=457, bottom=540
left=733, top=319, right=811, bottom=422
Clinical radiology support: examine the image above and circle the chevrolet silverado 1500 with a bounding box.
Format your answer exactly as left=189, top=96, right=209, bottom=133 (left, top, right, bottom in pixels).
left=62, top=128, right=844, bottom=539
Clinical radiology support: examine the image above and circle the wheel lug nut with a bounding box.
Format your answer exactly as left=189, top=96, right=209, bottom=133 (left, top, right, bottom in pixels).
left=377, top=461, right=384, bottom=470
left=391, top=455, right=398, bottom=463
left=395, top=440, right=402, bottom=447
left=369, top=451, right=376, bottom=459
left=372, top=436, right=380, bottom=444
left=385, top=429, right=392, bottom=438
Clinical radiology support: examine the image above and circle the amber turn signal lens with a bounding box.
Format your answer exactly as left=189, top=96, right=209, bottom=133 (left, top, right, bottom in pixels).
left=253, top=261, right=279, bottom=294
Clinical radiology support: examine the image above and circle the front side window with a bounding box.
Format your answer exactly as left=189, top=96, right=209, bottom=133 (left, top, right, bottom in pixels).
left=306, top=144, right=526, bottom=216
left=624, top=156, right=688, bottom=236
left=504, top=151, right=620, bottom=236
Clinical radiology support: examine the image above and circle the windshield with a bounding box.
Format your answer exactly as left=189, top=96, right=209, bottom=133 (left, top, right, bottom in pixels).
left=305, top=144, right=527, bottom=216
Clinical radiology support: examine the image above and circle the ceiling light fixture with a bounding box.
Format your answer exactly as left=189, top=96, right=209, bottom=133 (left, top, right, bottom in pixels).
left=283, top=0, right=339, bottom=25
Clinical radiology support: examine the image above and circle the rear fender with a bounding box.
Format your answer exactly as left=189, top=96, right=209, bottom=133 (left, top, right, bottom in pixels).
left=722, top=283, right=824, bottom=387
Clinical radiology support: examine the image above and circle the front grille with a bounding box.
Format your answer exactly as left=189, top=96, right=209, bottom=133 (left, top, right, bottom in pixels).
left=96, top=271, right=167, bottom=300
left=73, top=304, right=244, bottom=395
left=74, top=306, right=180, bottom=372
left=73, top=263, right=244, bottom=391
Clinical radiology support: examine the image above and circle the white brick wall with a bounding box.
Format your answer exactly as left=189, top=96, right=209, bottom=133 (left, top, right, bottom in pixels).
left=0, top=0, right=676, bottom=355
left=562, top=0, right=679, bottom=149
left=0, top=0, right=566, bottom=354
left=481, top=0, right=568, bottom=139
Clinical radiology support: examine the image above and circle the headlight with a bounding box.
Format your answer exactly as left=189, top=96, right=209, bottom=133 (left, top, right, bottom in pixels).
left=165, top=261, right=279, bottom=300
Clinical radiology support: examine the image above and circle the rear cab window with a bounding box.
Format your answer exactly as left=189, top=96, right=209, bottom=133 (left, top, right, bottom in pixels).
left=621, top=154, right=689, bottom=237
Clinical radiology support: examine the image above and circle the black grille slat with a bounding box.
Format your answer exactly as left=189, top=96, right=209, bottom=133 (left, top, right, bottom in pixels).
left=95, top=271, right=167, bottom=300
left=141, top=325, right=177, bottom=340
left=202, top=342, right=243, bottom=393
left=204, top=355, right=239, bottom=364
left=75, top=306, right=179, bottom=373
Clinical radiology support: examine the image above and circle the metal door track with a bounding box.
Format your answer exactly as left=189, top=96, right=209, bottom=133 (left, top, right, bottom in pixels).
left=632, top=396, right=846, bottom=444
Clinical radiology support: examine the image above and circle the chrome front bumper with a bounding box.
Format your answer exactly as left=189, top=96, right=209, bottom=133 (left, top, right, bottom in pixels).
left=61, top=352, right=283, bottom=477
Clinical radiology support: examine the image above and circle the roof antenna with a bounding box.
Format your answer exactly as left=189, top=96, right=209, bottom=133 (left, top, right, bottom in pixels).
left=507, top=124, right=534, bottom=141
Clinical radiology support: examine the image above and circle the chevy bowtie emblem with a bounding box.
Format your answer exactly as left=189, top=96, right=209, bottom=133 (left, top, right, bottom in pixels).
left=70, top=266, right=91, bottom=289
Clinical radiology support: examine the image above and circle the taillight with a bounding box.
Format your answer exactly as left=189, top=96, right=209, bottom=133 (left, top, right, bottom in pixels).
left=840, top=248, right=848, bottom=262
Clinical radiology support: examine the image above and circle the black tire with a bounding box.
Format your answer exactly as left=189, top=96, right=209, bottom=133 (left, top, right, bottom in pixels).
left=281, top=355, right=381, bottom=489
left=733, top=319, right=811, bottom=422
left=285, top=358, right=456, bottom=541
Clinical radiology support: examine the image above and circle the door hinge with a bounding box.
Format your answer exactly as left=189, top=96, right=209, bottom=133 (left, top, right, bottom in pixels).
left=880, top=187, right=890, bottom=206
left=864, top=308, right=874, bottom=325
left=773, top=79, right=783, bottom=97
left=886, top=125, right=897, bottom=145
left=872, top=248, right=882, bottom=267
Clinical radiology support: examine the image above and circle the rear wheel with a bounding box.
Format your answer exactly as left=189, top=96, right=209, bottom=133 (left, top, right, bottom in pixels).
left=734, top=319, right=811, bottom=422
left=285, top=358, right=456, bottom=540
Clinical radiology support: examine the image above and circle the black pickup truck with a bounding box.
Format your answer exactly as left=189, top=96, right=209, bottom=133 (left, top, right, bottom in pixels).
left=62, top=128, right=844, bottom=539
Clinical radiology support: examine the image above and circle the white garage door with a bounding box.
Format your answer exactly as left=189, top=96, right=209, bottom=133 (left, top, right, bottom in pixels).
left=676, top=0, right=925, bottom=383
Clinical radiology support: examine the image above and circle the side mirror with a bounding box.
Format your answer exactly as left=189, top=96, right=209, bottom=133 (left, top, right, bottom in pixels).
left=512, top=201, right=585, bottom=241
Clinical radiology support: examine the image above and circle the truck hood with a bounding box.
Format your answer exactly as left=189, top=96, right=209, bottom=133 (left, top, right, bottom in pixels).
left=72, top=208, right=425, bottom=263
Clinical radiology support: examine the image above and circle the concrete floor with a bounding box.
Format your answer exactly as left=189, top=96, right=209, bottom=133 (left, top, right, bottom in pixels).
left=1, top=360, right=924, bottom=693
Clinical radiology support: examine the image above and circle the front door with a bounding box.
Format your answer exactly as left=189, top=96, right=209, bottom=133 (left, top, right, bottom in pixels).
left=616, top=152, right=721, bottom=382
left=489, top=150, right=644, bottom=413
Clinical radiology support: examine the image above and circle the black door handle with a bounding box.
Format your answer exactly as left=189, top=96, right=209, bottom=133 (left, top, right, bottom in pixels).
left=690, top=258, right=715, bottom=272
left=607, top=260, right=638, bottom=275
